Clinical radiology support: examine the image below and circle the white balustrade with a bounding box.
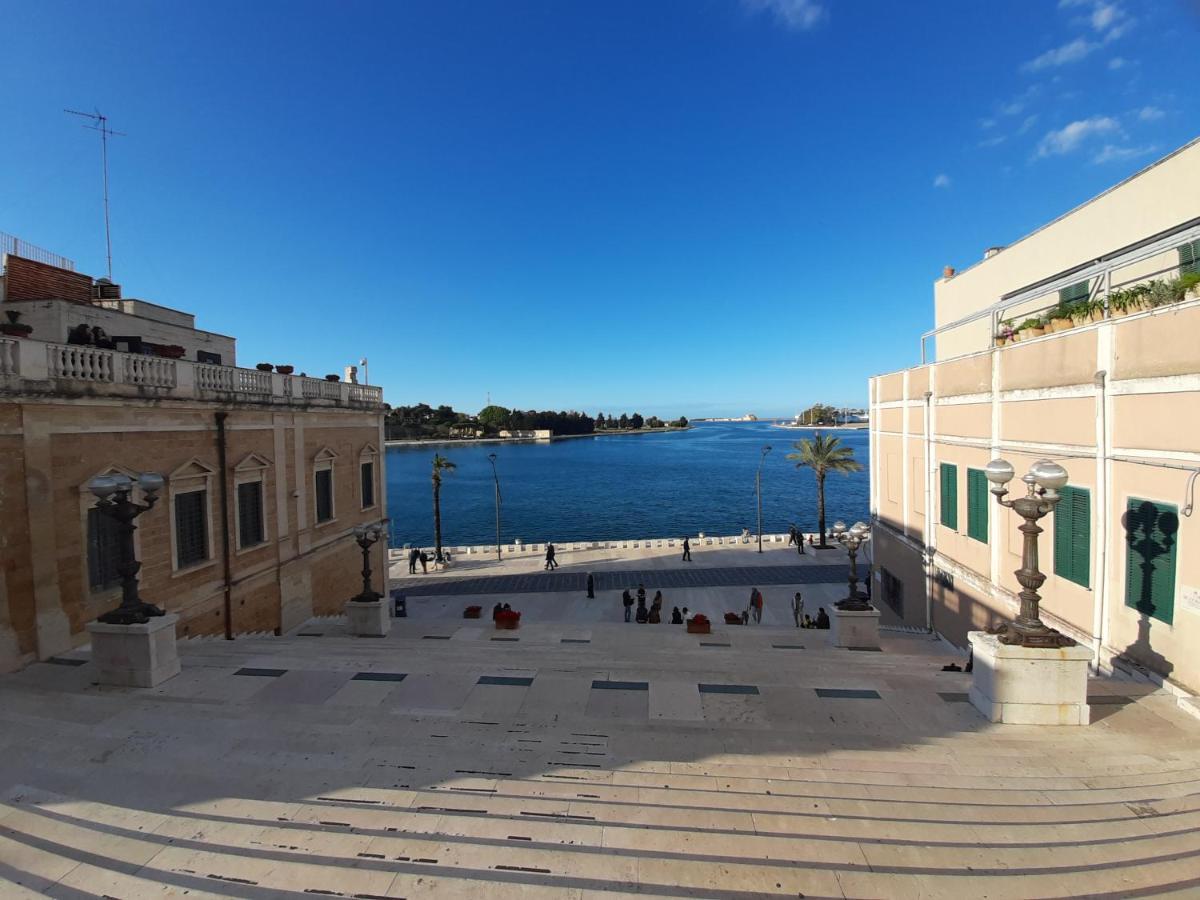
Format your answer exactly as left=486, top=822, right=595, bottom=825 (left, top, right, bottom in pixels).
left=123, top=354, right=177, bottom=388
left=0, top=338, right=17, bottom=376
left=47, top=344, right=115, bottom=382
left=195, top=364, right=234, bottom=392
left=235, top=369, right=271, bottom=394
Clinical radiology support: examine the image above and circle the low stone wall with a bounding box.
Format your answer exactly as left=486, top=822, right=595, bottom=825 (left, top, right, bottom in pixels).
left=387, top=532, right=813, bottom=560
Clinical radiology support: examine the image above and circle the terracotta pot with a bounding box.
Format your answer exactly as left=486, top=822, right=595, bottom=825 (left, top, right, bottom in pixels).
left=495, top=618, right=519, bottom=630
left=686, top=621, right=711, bottom=634
left=1010, top=331, right=1023, bottom=343
left=1023, top=326, right=1045, bottom=338
left=276, top=365, right=294, bottom=375
left=1090, top=309, right=1106, bottom=323
left=0, top=324, right=32, bottom=338
left=995, top=336, right=1008, bottom=347
left=1050, top=317, right=1073, bottom=332
left=256, top=363, right=273, bottom=372
left=463, top=606, right=482, bottom=619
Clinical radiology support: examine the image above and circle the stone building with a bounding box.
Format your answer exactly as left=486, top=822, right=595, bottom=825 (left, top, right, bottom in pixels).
left=868, top=138, right=1200, bottom=694
left=0, top=241, right=387, bottom=672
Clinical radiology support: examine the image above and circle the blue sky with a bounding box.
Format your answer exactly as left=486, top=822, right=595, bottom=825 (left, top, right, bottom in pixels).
left=2, top=1, right=1196, bottom=419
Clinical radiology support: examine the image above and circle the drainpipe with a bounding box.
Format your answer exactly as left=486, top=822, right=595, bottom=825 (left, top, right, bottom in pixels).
left=1092, top=370, right=1108, bottom=673
left=216, top=412, right=233, bottom=640
left=923, top=389, right=935, bottom=633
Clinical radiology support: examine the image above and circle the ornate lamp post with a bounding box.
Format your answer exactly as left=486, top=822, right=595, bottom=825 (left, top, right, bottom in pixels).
left=832, top=520, right=872, bottom=611
left=351, top=522, right=385, bottom=603
left=756, top=444, right=772, bottom=553
left=984, top=458, right=1076, bottom=648
left=488, top=452, right=502, bottom=562
left=88, top=472, right=165, bottom=625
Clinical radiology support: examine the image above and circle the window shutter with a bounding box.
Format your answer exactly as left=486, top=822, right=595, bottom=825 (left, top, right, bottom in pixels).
left=967, top=469, right=988, bottom=543
left=1180, top=239, right=1200, bottom=275
left=940, top=463, right=958, bottom=530
left=1054, top=486, right=1090, bottom=588
left=1125, top=498, right=1178, bottom=624
left=1058, top=280, right=1090, bottom=305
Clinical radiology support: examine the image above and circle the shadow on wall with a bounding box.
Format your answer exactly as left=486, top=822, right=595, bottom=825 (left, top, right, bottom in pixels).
left=1116, top=501, right=1179, bottom=682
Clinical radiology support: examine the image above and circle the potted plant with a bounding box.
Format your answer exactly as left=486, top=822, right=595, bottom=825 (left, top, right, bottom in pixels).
left=686, top=613, right=711, bottom=635
left=1017, top=317, right=1045, bottom=339
left=1146, top=279, right=1177, bottom=309
left=256, top=362, right=274, bottom=372
left=463, top=605, right=482, bottom=619
left=1048, top=304, right=1075, bottom=333
left=325, top=374, right=340, bottom=382
left=495, top=608, right=521, bottom=630
left=0, top=309, right=33, bottom=338
left=276, top=364, right=295, bottom=375
left=156, top=344, right=186, bottom=359
left=995, top=320, right=1014, bottom=346
left=1179, top=272, right=1200, bottom=302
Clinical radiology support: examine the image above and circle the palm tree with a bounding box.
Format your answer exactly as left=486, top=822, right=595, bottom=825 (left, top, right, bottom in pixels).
left=787, top=435, right=861, bottom=548
left=431, top=453, right=456, bottom=561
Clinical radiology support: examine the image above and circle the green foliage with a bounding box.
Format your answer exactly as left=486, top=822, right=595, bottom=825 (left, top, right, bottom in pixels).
left=797, top=403, right=839, bottom=425
left=786, top=435, right=862, bottom=549
left=1017, top=317, right=1044, bottom=331
left=477, top=405, right=512, bottom=430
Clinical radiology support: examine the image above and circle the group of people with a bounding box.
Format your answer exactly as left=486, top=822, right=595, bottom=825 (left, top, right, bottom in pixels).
left=407, top=547, right=430, bottom=574
left=789, top=589, right=830, bottom=629
left=621, top=584, right=687, bottom=625
left=544, top=543, right=559, bottom=569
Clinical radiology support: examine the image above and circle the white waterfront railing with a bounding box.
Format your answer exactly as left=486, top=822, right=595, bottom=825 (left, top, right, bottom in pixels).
left=0, top=337, right=384, bottom=407
left=388, top=532, right=817, bottom=559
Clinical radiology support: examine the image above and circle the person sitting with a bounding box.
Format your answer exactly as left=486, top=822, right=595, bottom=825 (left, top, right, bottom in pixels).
left=493, top=602, right=503, bottom=621
left=671, top=606, right=683, bottom=624
left=648, top=606, right=661, bottom=624
left=802, top=614, right=814, bottom=629
left=816, top=607, right=830, bottom=629
left=635, top=602, right=648, bottom=624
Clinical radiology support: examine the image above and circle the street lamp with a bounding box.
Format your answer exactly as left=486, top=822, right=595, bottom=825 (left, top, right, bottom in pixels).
left=351, top=522, right=385, bottom=603
left=88, top=472, right=166, bottom=625
left=488, top=452, right=502, bottom=562
left=984, top=457, right=1076, bottom=648
left=756, top=444, right=772, bottom=553
left=832, top=520, right=872, bottom=611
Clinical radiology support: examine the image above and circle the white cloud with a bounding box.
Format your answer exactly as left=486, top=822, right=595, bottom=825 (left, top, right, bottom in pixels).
left=1093, top=143, right=1158, bottom=164
left=1137, top=105, right=1165, bottom=121
left=1108, top=56, right=1128, bottom=69
left=979, top=135, right=1006, bottom=148
left=979, top=117, right=997, bottom=130
left=933, top=173, right=951, bottom=189
left=1037, top=116, right=1120, bottom=156
left=743, top=0, right=826, bottom=30
left=1017, top=114, right=1039, bottom=135
left=1022, top=37, right=1097, bottom=72
left=1090, top=3, right=1121, bottom=31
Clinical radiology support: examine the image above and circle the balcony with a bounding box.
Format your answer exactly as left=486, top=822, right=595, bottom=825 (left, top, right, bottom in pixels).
left=0, top=337, right=383, bottom=408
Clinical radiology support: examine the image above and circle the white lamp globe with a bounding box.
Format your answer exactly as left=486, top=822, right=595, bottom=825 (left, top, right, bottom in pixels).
left=88, top=475, right=119, bottom=499
left=985, top=458, right=1015, bottom=487
left=1031, top=459, right=1069, bottom=493
left=138, top=472, right=164, bottom=495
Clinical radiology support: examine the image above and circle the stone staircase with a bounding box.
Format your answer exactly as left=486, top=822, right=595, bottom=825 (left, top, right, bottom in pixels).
left=1, top=621, right=1198, bottom=897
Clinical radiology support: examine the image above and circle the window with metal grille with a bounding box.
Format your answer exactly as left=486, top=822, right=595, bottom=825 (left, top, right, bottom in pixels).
left=237, top=480, right=265, bottom=548
left=881, top=568, right=904, bottom=617
left=361, top=461, right=375, bottom=509
left=1180, top=239, right=1200, bottom=275
left=87, top=506, right=122, bottom=590
left=1124, top=498, right=1178, bottom=625
left=966, top=468, right=989, bottom=544
left=315, top=468, right=333, bottom=523
left=939, top=463, right=958, bottom=530
left=175, top=490, right=208, bottom=568
left=1054, top=486, right=1091, bottom=588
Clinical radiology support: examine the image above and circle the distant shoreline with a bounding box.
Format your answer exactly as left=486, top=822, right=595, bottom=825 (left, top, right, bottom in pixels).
left=384, top=426, right=692, bottom=449
left=769, top=423, right=868, bottom=431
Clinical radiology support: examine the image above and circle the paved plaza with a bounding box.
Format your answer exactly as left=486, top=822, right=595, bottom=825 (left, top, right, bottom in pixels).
left=1, top=544, right=1199, bottom=897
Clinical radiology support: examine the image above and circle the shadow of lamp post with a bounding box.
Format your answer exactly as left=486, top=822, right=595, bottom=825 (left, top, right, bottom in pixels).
left=351, top=522, right=385, bottom=603
left=88, top=472, right=166, bottom=625
left=832, top=520, right=872, bottom=611
left=756, top=444, right=772, bottom=553
left=488, top=452, right=502, bottom=562
left=984, top=457, right=1077, bottom=648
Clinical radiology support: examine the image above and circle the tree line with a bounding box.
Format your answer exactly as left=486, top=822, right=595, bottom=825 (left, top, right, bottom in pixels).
left=385, top=403, right=689, bottom=441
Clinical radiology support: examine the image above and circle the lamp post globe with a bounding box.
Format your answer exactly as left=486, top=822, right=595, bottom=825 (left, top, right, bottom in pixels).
left=985, top=458, right=1015, bottom=491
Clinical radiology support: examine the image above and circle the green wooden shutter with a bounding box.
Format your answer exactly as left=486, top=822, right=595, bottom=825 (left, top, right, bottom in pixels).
left=1053, top=486, right=1090, bottom=588
left=940, top=463, right=958, bottom=530
left=1058, top=280, right=1090, bottom=305
left=1124, top=498, right=1178, bottom=625
left=1180, top=239, right=1200, bottom=275
left=967, top=468, right=988, bottom=543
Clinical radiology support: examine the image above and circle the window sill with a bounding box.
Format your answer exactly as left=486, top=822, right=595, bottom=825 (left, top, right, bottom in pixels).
left=360, top=503, right=378, bottom=513
left=314, top=517, right=338, bottom=529
left=172, top=558, right=217, bottom=578
left=236, top=540, right=270, bottom=556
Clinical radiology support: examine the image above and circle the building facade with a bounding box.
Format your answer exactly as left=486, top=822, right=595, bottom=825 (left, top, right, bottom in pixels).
left=868, top=139, right=1200, bottom=694
left=0, top=246, right=387, bottom=673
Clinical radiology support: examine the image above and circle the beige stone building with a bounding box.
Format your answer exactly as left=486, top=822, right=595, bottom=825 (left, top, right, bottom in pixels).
left=868, top=138, right=1200, bottom=694
left=0, top=244, right=387, bottom=673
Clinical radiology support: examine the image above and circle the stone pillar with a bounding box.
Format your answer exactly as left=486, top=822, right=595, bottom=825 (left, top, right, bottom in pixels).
left=968, top=631, right=1092, bottom=725
left=830, top=605, right=881, bottom=650
left=86, top=614, right=181, bottom=688
left=345, top=598, right=390, bottom=637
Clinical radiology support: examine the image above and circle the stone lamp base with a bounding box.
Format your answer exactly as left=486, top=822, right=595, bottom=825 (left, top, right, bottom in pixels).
left=968, top=631, right=1092, bottom=725
left=86, top=613, right=181, bottom=688
left=830, top=605, right=881, bottom=650
left=346, top=598, right=391, bottom=637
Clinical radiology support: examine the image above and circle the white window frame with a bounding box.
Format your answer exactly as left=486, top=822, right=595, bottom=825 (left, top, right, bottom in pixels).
left=169, top=458, right=217, bottom=575
left=233, top=452, right=271, bottom=553
left=313, top=447, right=338, bottom=527
left=359, top=443, right=379, bottom=511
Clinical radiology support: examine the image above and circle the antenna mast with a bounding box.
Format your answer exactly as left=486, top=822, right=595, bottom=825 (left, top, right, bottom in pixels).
left=65, top=108, right=125, bottom=280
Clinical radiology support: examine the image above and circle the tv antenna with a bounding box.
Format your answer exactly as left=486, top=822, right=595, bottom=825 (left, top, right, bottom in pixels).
left=65, top=107, right=125, bottom=280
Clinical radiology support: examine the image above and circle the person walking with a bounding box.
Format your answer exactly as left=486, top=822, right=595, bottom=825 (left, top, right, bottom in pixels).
left=545, top=544, right=553, bottom=570
left=787, top=524, right=798, bottom=546
left=408, top=546, right=420, bottom=574
left=586, top=572, right=595, bottom=599
left=622, top=589, right=634, bottom=622
left=548, top=543, right=558, bottom=569
left=792, top=591, right=804, bottom=628
left=750, top=588, right=764, bottom=624
left=681, top=537, right=692, bottom=562
left=419, top=550, right=428, bottom=574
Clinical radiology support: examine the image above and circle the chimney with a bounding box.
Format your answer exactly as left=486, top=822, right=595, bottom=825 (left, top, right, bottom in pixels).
left=943, top=265, right=956, bottom=279
left=93, top=277, right=122, bottom=300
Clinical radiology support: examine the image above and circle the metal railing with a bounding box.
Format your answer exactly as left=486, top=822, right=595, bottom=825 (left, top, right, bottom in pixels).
left=0, top=231, right=77, bottom=271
